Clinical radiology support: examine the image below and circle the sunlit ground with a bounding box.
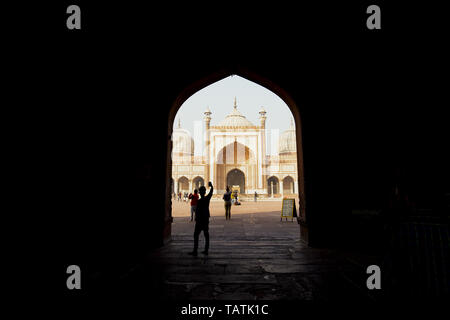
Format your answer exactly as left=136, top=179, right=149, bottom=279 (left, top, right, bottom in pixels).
left=171, top=198, right=300, bottom=242
left=172, top=198, right=299, bottom=218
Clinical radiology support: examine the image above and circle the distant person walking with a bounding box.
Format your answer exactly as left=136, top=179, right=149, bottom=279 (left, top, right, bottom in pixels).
left=188, top=189, right=199, bottom=222
left=223, top=186, right=232, bottom=220
left=254, top=191, right=258, bottom=202
left=189, top=182, right=214, bottom=256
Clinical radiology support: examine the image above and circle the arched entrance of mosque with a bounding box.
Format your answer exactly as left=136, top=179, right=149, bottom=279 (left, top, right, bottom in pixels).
left=226, top=168, right=246, bottom=194
left=177, top=176, right=189, bottom=193
left=216, top=141, right=256, bottom=194
left=166, top=67, right=307, bottom=244
left=192, top=176, right=204, bottom=190
left=267, top=176, right=279, bottom=196
left=283, top=176, right=295, bottom=195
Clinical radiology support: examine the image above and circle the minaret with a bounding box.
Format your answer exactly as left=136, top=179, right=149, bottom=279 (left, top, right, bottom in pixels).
left=204, top=106, right=211, bottom=129
left=204, top=106, right=212, bottom=184
left=259, top=106, right=267, bottom=128
left=175, top=118, right=182, bottom=159
left=259, top=106, right=267, bottom=193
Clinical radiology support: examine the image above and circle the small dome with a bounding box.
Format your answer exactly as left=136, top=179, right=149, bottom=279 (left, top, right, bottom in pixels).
left=172, top=120, right=194, bottom=155
left=217, top=98, right=255, bottom=128
left=278, top=120, right=296, bottom=154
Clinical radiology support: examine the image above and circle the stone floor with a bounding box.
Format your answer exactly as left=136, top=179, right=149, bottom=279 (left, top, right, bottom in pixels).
left=138, top=200, right=371, bottom=301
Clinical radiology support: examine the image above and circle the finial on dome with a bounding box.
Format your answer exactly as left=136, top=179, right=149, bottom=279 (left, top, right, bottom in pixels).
left=177, top=118, right=181, bottom=128
left=259, top=106, right=266, bottom=115
left=234, top=97, right=237, bottom=109
left=290, top=119, right=294, bottom=128
left=204, top=106, right=212, bottom=118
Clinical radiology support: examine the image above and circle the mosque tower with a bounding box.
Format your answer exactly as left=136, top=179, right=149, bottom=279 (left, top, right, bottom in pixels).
left=204, top=106, right=212, bottom=183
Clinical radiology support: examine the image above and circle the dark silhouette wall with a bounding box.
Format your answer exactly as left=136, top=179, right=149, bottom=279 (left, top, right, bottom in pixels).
left=32, top=2, right=448, bottom=297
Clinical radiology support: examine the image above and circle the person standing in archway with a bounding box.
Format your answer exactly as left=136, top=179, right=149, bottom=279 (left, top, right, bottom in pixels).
left=189, top=182, right=214, bottom=256
left=254, top=191, right=258, bottom=202
left=188, top=189, right=199, bottom=222
left=223, top=186, right=232, bottom=220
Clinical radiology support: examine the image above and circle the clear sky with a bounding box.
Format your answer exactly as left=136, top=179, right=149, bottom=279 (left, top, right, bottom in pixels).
left=174, top=75, right=295, bottom=156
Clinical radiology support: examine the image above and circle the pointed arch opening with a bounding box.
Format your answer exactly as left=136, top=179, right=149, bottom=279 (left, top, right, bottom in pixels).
left=283, top=176, right=295, bottom=195
left=192, top=176, right=205, bottom=190
left=226, top=168, right=246, bottom=194
left=177, top=176, right=189, bottom=194
left=165, top=67, right=307, bottom=244
left=267, top=176, right=280, bottom=197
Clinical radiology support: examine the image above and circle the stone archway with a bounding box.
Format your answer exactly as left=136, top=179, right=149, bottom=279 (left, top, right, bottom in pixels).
left=227, top=168, right=246, bottom=194
left=192, top=176, right=204, bottom=190
left=267, top=176, right=279, bottom=196
left=283, top=176, right=295, bottom=194
left=177, top=176, right=189, bottom=193
left=166, top=67, right=307, bottom=244
left=216, top=141, right=256, bottom=193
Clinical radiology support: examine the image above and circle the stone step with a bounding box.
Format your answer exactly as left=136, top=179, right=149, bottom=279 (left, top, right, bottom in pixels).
left=162, top=264, right=338, bottom=274
left=150, top=257, right=339, bottom=266
left=168, top=239, right=303, bottom=245
left=156, top=253, right=293, bottom=259
left=165, top=273, right=278, bottom=284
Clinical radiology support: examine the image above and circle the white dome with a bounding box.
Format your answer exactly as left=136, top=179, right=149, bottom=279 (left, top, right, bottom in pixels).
left=217, top=99, right=255, bottom=128
left=279, top=121, right=296, bottom=154
left=172, top=121, right=194, bottom=155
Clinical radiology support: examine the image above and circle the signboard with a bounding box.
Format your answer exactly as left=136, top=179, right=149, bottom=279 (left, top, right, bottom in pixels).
left=281, top=198, right=297, bottom=221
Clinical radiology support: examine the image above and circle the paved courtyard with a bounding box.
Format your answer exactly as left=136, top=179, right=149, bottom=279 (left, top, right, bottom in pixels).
left=171, top=199, right=299, bottom=240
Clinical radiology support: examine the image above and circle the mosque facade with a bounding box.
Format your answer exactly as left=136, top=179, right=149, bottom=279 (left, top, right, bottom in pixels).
left=171, top=98, right=298, bottom=198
